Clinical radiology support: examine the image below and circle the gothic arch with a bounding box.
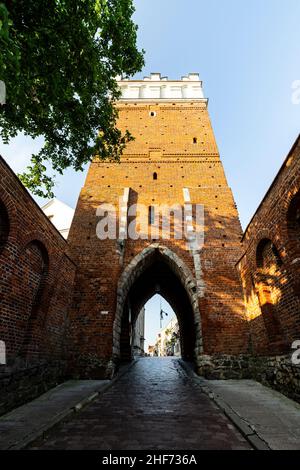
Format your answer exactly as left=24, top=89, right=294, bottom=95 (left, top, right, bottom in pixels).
left=0, top=189, right=18, bottom=259
left=256, top=238, right=283, bottom=269
left=19, top=239, right=49, bottom=358
left=113, top=244, right=203, bottom=365
left=254, top=238, right=287, bottom=350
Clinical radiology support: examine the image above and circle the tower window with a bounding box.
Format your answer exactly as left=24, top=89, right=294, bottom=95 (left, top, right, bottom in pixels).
left=148, top=206, right=155, bottom=225
left=149, top=111, right=156, bottom=117
left=193, top=137, right=198, bottom=144
left=153, top=172, right=158, bottom=180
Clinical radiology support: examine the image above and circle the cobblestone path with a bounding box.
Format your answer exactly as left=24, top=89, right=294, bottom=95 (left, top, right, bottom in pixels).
left=29, top=358, right=251, bottom=450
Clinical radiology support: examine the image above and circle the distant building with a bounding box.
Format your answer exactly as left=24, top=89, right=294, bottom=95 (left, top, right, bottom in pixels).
left=148, top=345, right=155, bottom=357
left=154, top=316, right=181, bottom=357
left=132, top=307, right=145, bottom=356
left=41, top=198, right=75, bottom=239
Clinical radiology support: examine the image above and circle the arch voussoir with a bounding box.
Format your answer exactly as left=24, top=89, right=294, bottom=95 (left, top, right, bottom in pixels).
left=113, top=244, right=203, bottom=365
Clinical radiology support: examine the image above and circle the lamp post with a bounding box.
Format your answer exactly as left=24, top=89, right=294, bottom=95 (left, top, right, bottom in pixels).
left=159, top=298, right=169, bottom=329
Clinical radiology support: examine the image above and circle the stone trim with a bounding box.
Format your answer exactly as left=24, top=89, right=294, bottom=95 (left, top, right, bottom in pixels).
left=112, top=244, right=203, bottom=368
left=196, top=353, right=300, bottom=404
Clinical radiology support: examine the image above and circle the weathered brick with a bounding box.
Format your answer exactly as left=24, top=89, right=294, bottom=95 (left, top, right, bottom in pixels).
left=0, top=156, right=76, bottom=413
left=67, top=99, right=248, bottom=377
left=237, top=136, right=300, bottom=356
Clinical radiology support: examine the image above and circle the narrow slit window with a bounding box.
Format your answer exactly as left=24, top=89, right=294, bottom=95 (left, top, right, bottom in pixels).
left=148, top=206, right=155, bottom=225
left=153, top=172, right=158, bottom=180
left=193, top=137, right=197, bottom=144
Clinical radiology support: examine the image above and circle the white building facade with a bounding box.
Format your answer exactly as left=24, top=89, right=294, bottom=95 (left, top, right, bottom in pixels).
left=117, top=73, right=205, bottom=101
left=154, top=316, right=181, bottom=357
left=41, top=198, right=75, bottom=239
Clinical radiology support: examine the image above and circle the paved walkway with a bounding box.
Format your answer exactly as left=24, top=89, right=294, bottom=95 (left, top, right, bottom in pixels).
left=27, top=358, right=250, bottom=450
left=0, top=379, right=109, bottom=450
left=201, top=378, right=300, bottom=450
left=3, top=358, right=299, bottom=450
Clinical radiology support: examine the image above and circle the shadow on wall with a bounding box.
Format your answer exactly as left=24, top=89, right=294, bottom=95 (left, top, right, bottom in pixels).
left=0, top=155, right=76, bottom=415
left=240, top=188, right=300, bottom=357
left=118, top=249, right=197, bottom=363
left=66, top=192, right=250, bottom=379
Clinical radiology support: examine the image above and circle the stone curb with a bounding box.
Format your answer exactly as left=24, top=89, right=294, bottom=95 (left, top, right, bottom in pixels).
left=8, top=359, right=138, bottom=450
left=8, top=408, right=75, bottom=451
left=72, top=359, right=138, bottom=413
left=178, top=359, right=271, bottom=451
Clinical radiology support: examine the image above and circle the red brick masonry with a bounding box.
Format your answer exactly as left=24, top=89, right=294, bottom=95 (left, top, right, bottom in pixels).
left=67, top=100, right=249, bottom=378
left=0, top=103, right=299, bottom=412
left=0, top=156, right=76, bottom=414
left=238, top=135, right=300, bottom=356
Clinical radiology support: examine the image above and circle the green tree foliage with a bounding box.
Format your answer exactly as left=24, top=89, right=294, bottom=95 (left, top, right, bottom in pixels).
left=0, top=0, right=144, bottom=197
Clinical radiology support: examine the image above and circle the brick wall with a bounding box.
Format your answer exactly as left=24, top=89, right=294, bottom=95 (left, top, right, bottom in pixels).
left=67, top=100, right=249, bottom=378
left=238, top=135, right=300, bottom=356
left=0, top=156, right=76, bottom=414
left=1, top=100, right=299, bottom=407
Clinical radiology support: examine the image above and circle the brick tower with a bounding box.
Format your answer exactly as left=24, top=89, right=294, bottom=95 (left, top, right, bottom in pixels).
left=68, top=73, right=249, bottom=378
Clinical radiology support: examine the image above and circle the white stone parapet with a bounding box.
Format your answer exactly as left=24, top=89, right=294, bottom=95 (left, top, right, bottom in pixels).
left=117, top=73, right=205, bottom=101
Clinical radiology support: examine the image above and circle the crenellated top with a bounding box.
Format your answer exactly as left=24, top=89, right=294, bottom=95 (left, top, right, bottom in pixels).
left=116, top=73, right=206, bottom=101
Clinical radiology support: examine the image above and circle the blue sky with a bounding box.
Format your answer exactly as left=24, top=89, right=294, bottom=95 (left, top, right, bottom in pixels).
left=144, top=295, right=175, bottom=351
left=133, top=0, right=300, bottom=230
left=1, top=0, right=299, bottom=228
left=1, top=0, right=299, bottom=348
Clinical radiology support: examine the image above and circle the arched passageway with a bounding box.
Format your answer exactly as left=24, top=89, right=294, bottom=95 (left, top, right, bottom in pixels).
left=139, top=295, right=181, bottom=358
left=114, top=245, right=202, bottom=367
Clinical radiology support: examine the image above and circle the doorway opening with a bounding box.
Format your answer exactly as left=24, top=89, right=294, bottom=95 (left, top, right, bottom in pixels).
left=133, top=294, right=181, bottom=358
left=115, top=245, right=202, bottom=367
